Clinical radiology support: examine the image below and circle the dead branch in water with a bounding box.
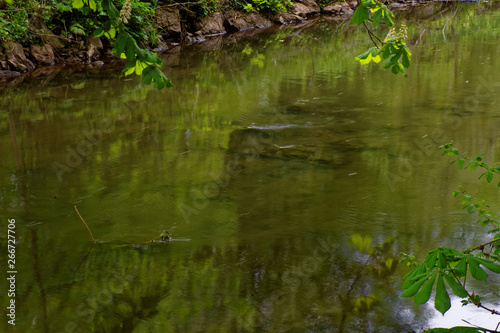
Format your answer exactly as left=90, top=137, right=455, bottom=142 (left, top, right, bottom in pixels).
left=74, top=242, right=94, bottom=276
left=74, top=205, right=95, bottom=242
left=74, top=205, right=96, bottom=275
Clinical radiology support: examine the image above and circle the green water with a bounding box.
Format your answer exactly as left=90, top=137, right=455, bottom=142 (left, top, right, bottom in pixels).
left=2, top=3, right=500, bottom=332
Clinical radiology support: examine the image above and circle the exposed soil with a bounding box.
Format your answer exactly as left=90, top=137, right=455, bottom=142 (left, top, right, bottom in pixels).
left=0, top=0, right=431, bottom=83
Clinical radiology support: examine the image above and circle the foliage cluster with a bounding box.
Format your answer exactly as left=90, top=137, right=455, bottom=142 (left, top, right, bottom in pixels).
left=197, top=0, right=219, bottom=17
left=401, top=143, right=500, bottom=332
left=350, top=0, right=412, bottom=75
left=76, top=0, right=172, bottom=89
left=237, top=0, right=292, bottom=13
left=0, top=0, right=157, bottom=46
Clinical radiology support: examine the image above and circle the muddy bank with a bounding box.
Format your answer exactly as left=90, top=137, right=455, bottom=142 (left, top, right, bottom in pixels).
left=0, top=0, right=407, bottom=78
left=0, top=0, right=455, bottom=82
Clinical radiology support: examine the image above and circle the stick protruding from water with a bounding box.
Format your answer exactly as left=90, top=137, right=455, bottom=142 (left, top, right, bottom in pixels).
left=74, top=205, right=95, bottom=243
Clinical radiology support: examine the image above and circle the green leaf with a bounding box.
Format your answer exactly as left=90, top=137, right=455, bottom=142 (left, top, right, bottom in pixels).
left=402, top=264, right=426, bottom=289
left=424, top=327, right=484, bottom=333
left=371, top=10, right=382, bottom=26
left=122, top=60, right=136, bottom=76
left=467, top=257, right=488, bottom=280
left=125, top=37, right=138, bottom=61
left=94, top=28, right=104, bottom=37
left=142, top=66, right=154, bottom=85
left=454, top=257, right=467, bottom=276
left=401, top=275, right=428, bottom=297
left=362, top=0, right=373, bottom=7
left=382, top=6, right=394, bottom=27
left=442, top=273, right=468, bottom=298
left=414, top=273, right=436, bottom=304
left=381, top=45, right=391, bottom=59
left=435, top=273, right=451, bottom=314
left=88, top=0, right=97, bottom=11
left=350, top=6, right=369, bottom=26
left=474, top=257, right=500, bottom=273
left=113, top=32, right=128, bottom=56
left=391, top=64, right=399, bottom=74
left=486, top=171, right=494, bottom=183
left=437, top=251, right=448, bottom=269
left=102, top=0, right=120, bottom=18
left=457, top=158, right=465, bottom=170
left=70, top=24, right=86, bottom=36
left=72, top=0, right=84, bottom=9
left=424, top=250, right=439, bottom=269
left=402, top=52, right=410, bottom=68
left=355, top=49, right=371, bottom=61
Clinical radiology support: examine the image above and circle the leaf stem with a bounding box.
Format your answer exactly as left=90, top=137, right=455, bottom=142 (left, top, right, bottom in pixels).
left=363, top=21, right=382, bottom=48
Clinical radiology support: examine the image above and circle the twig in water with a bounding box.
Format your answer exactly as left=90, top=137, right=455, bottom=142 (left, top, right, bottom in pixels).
left=73, top=205, right=96, bottom=275
left=74, top=205, right=95, bottom=242
left=146, top=234, right=162, bottom=243
left=74, top=242, right=94, bottom=275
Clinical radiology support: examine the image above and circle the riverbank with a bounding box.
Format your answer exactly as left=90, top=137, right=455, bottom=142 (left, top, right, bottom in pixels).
left=0, top=0, right=431, bottom=80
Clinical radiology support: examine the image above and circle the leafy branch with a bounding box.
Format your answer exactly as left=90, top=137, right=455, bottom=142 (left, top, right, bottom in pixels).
left=400, top=144, right=500, bottom=331
left=440, top=142, right=500, bottom=186
left=350, top=0, right=412, bottom=76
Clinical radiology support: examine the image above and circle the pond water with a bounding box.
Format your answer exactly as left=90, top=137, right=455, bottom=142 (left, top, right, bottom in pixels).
left=2, top=3, right=500, bottom=332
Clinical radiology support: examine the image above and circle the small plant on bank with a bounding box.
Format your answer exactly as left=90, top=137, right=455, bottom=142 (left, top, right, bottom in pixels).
left=0, top=0, right=40, bottom=45
left=233, top=0, right=292, bottom=13
left=400, top=143, right=500, bottom=332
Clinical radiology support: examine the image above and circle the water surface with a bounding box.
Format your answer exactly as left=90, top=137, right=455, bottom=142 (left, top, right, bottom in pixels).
left=2, top=3, right=500, bottom=332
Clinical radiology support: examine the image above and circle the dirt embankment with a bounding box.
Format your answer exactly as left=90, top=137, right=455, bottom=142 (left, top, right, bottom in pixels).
left=0, top=0, right=419, bottom=79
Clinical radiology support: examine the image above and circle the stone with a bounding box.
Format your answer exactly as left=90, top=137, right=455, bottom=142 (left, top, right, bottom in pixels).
left=152, top=35, right=169, bottom=53
left=322, top=3, right=342, bottom=14
left=195, top=12, right=226, bottom=36
left=185, top=32, right=206, bottom=44
left=272, top=12, right=305, bottom=24
left=86, top=37, right=103, bottom=61
left=297, top=0, right=321, bottom=12
left=291, top=0, right=321, bottom=17
left=340, top=3, right=354, bottom=14
left=224, top=10, right=272, bottom=31
left=30, top=44, right=55, bottom=65
left=0, top=70, right=21, bottom=78
left=155, top=8, right=181, bottom=38
left=5, top=42, right=35, bottom=72
left=88, top=36, right=103, bottom=50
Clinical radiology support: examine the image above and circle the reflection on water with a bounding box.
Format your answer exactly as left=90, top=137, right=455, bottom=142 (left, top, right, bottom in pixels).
left=2, top=2, right=500, bottom=332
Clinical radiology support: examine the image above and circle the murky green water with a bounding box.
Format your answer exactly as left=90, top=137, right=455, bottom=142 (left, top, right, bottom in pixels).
left=2, top=3, right=500, bottom=332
